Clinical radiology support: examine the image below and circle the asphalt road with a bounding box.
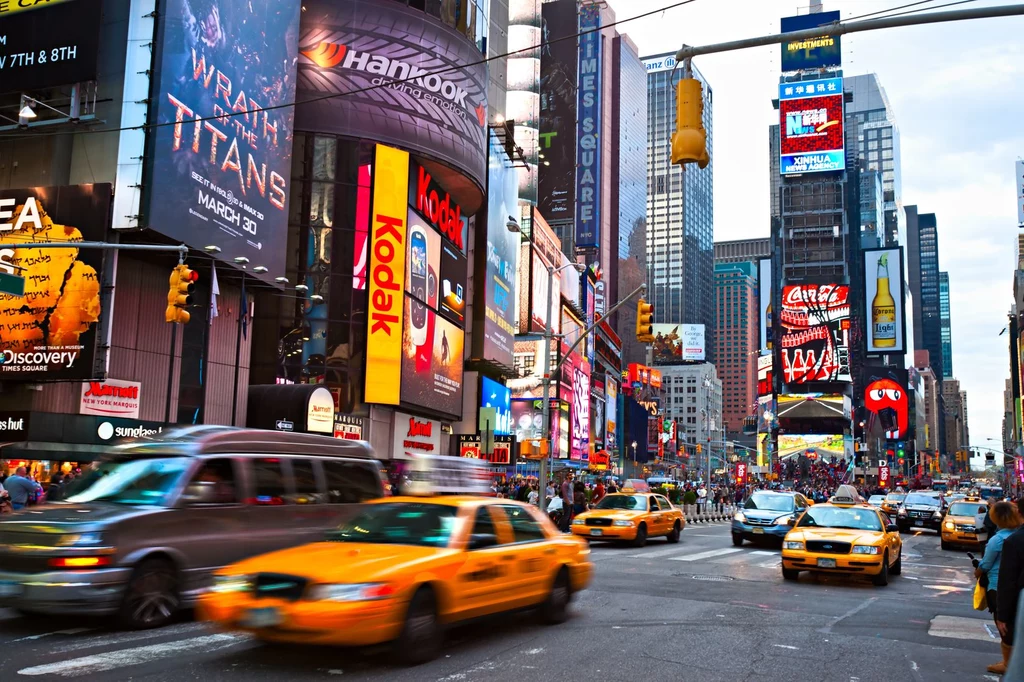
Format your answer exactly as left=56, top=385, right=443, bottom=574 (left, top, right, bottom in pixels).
left=0, top=521, right=1004, bottom=682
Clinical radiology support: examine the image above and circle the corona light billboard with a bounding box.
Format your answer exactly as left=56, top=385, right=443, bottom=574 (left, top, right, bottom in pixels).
left=864, top=247, right=906, bottom=353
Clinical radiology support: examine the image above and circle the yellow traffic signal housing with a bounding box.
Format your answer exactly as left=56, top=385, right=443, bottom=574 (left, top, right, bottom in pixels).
left=166, top=264, right=198, bottom=324
left=671, top=77, right=709, bottom=169
left=636, top=298, right=654, bottom=343
left=696, top=444, right=702, bottom=454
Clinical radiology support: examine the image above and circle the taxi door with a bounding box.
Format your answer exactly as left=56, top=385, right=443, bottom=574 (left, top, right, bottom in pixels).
left=498, top=504, right=555, bottom=608
left=656, top=495, right=679, bottom=529
left=647, top=495, right=666, bottom=536
left=452, top=505, right=519, bottom=620
left=879, top=510, right=901, bottom=560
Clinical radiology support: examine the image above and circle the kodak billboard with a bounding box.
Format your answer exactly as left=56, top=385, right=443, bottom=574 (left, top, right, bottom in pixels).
left=365, top=145, right=409, bottom=405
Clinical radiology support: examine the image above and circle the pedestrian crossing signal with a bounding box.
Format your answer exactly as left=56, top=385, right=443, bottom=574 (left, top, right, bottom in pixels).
left=166, top=264, right=198, bottom=324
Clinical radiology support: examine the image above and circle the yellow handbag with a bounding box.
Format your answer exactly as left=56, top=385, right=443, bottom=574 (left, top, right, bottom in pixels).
left=974, top=581, right=988, bottom=611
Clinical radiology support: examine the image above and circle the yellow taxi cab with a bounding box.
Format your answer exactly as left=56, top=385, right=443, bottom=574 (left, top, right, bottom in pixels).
left=781, top=485, right=902, bottom=587
left=879, top=491, right=906, bottom=516
left=198, top=481, right=591, bottom=665
left=940, top=498, right=989, bottom=550
left=570, top=492, right=684, bottom=547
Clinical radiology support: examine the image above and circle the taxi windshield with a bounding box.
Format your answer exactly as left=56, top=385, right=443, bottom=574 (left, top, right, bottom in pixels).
left=949, top=502, right=983, bottom=516
left=65, top=457, right=191, bottom=506
left=904, top=493, right=940, bottom=507
left=595, top=495, right=648, bottom=511
left=796, top=506, right=882, bottom=531
left=744, top=492, right=795, bottom=512
left=885, top=494, right=906, bottom=502
left=326, top=503, right=457, bottom=548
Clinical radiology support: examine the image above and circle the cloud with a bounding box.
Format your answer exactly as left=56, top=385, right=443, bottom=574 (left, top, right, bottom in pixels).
left=605, top=0, right=1024, bottom=451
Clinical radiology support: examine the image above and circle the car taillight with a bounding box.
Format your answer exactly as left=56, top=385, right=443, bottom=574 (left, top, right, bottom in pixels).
left=49, top=556, right=111, bottom=569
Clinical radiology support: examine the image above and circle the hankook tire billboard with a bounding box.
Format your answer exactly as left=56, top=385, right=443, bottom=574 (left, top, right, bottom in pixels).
left=297, top=0, right=488, bottom=190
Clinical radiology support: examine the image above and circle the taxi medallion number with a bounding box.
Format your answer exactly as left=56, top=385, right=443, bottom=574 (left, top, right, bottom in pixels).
left=817, top=558, right=837, bottom=568
left=242, top=606, right=282, bottom=628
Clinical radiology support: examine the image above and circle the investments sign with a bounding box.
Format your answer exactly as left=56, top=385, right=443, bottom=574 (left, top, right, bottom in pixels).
left=779, top=77, right=845, bottom=175
left=574, top=3, right=602, bottom=253
left=780, top=11, right=842, bottom=72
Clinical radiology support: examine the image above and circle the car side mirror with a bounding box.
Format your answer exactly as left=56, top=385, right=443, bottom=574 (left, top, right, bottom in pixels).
left=887, top=524, right=899, bottom=533
left=468, top=533, right=499, bottom=550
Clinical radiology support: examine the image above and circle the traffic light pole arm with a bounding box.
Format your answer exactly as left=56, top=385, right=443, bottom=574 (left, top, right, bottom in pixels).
left=6, top=241, right=189, bottom=260
left=550, top=282, right=647, bottom=379
left=674, top=3, right=1024, bottom=61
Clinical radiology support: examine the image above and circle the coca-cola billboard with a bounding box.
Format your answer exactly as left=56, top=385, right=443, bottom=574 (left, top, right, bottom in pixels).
left=778, top=283, right=850, bottom=385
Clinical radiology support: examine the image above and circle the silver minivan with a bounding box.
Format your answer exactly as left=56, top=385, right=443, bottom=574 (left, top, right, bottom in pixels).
left=0, top=426, right=383, bottom=628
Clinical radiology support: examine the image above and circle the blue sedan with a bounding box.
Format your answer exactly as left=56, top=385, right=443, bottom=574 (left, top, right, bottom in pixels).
left=732, top=490, right=812, bottom=546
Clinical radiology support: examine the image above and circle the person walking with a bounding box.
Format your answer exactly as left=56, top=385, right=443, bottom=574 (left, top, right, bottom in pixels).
left=997, top=501, right=1024, bottom=676
left=979, top=501, right=1022, bottom=674
left=3, top=467, right=35, bottom=511
left=558, top=473, right=574, bottom=532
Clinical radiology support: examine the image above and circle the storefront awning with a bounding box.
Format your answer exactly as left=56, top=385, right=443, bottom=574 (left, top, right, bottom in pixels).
left=0, top=441, right=119, bottom=463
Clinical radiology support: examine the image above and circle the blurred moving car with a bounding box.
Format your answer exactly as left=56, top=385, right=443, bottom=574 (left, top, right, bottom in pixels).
left=199, top=495, right=592, bottom=664
left=940, top=499, right=989, bottom=550
left=867, top=495, right=885, bottom=508
left=879, top=492, right=905, bottom=516
left=781, top=485, right=903, bottom=587
left=571, top=493, right=683, bottom=547
left=0, top=427, right=384, bottom=629
left=731, top=491, right=811, bottom=546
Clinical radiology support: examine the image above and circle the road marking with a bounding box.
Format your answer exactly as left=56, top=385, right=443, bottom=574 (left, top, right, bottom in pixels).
left=626, top=546, right=694, bottom=559
left=669, top=548, right=743, bottom=562
left=827, top=597, right=877, bottom=631
left=927, top=615, right=998, bottom=642
left=773, top=644, right=799, bottom=650
left=9, top=628, right=91, bottom=643
left=17, top=634, right=248, bottom=677
left=757, top=560, right=781, bottom=568
left=749, top=550, right=775, bottom=556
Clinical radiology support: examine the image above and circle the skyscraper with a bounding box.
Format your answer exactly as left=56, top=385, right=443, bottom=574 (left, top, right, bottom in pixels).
left=907, top=207, right=943, bottom=382
left=714, top=262, right=758, bottom=434
left=714, top=238, right=771, bottom=264
left=644, top=52, right=714, bottom=361
left=939, top=271, right=952, bottom=379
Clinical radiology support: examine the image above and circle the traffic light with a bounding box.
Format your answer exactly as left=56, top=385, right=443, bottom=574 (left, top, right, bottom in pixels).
left=696, top=444, right=702, bottom=454
left=886, top=448, right=895, bottom=460
left=671, top=78, right=709, bottom=169
left=635, top=298, right=654, bottom=343
left=165, top=264, right=198, bottom=324
left=898, top=458, right=905, bottom=466
left=897, top=442, right=906, bottom=460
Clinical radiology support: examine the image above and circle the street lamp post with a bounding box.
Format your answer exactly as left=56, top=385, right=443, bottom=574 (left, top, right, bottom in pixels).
left=631, top=440, right=638, bottom=477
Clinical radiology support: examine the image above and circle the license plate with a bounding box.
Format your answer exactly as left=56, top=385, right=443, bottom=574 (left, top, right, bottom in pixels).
left=590, top=529, right=603, bottom=536
left=242, top=607, right=281, bottom=628
left=817, top=558, right=837, bottom=568
left=0, top=581, right=22, bottom=598
left=915, top=520, right=923, bottom=527
left=752, top=528, right=765, bottom=535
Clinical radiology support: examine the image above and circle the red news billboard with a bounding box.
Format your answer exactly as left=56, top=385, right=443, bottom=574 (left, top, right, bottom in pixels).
left=779, top=77, right=845, bottom=175
left=778, top=283, right=851, bottom=384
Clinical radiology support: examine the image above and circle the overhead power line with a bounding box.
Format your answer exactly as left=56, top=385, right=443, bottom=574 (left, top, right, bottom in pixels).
left=0, top=0, right=701, bottom=140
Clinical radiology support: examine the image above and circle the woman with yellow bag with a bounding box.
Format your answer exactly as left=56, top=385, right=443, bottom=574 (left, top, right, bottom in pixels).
left=977, top=501, right=1023, bottom=675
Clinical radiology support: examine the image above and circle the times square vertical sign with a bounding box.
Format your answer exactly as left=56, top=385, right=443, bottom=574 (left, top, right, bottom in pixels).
left=574, top=3, right=601, bottom=254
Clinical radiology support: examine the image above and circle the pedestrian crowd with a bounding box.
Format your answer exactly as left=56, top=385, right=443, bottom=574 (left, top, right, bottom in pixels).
left=0, top=467, right=82, bottom=513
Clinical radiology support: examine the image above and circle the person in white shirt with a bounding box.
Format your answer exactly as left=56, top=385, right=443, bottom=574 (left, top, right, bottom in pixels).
left=697, top=485, right=708, bottom=510
left=528, top=485, right=539, bottom=507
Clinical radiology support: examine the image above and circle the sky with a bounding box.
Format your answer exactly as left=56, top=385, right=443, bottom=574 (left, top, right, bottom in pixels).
left=605, top=0, right=1024, bottom=464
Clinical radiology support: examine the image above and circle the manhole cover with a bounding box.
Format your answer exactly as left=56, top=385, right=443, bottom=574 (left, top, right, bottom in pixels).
left=689, top=574, right=733, bottom=582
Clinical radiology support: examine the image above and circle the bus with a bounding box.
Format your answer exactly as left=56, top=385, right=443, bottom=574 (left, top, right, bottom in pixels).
left=980, top=485, right=1004, bottom=501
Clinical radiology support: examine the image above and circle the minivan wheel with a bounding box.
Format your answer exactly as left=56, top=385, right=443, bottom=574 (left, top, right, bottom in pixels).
left=396, top=587, right=442, bottom=665
left=119, top=558, right=179, bottom=630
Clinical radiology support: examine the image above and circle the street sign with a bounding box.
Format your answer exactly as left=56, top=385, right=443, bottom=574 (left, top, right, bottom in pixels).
left=275, top=419, right=294, bottom=432
left=0, top=272, right=25, bottom=296
left=879, top=465, right=890, bottom=487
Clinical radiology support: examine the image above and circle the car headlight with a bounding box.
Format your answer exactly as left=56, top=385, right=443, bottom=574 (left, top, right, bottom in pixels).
left=613, top=519, right=635, bottom=527
left=783, top=541, right=804, bottom=550
left=572, top=518, right=585, bottom=525
left=211, top=574, right=251, bottom=593
left=773, top=514, right=793, bottom=525
left=307, top=583, right=395, bottom=602
left=734, top=512, right=746, bottom=523
left=56, top=532, right=105, bottom=547
left=852, top=545, right=881, bottom=555
left=897, top=509, right=907, bottom=516
left=943, top=521, right=954, bottom=531
left=932, top=511, right=943, bottom=519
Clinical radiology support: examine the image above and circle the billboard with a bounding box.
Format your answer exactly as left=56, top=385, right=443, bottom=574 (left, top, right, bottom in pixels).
left=757, top=354, right=773, bottom=397
left=574, top=3, right=602, bottom=253
left=780, top=11, right=842, bottom=72
left=681, top=324, right=706, bottom=361
left=778, top=434, right=844, bottom=460
left=0, top=0, right=102, bottom=94
left=864, top=247, right=906, bottom=353
left=863, top=367, right=909, bottom=440
left=481, top=132, right=520, bottom=367
left=401, top=298, right=464, bottom=417
left=652, top=324, right=705, bottom=363
left=365, top=145, right=409, bottom=405
left=80, top=380, right=141, bottom=419
left=758, top=258, right=772, bottom=351
left=481, top=376, right=512, bottom=436
left=296, top=0, right=488, bottom=189
left=779, top=283, right=850, bottom=384
left=512, top=398, right=568, bottom=459
left=0, top=185, right=109, bottom=381
left=1017, top=161, right=1024, bottom=226
left=538, top=0, right=578, bottom=222
left=779, top=77, right=845, bottom=175
left=605, top=377, right=618, bottom=451
left=529, top=212, right=562, bottom=334
left=147, top=0, right=300, bottom=283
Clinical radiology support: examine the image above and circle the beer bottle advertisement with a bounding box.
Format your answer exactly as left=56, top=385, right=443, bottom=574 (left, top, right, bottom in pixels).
left=864, top=248, right=904, bottom=353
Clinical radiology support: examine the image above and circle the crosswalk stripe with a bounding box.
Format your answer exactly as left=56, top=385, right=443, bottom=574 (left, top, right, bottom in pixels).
left=626, top=546, right=695, bottom=559
left=669, top=548, right=743, bottom=562
left=18, top=634, right=249, bottom=677
left=749, top=550, right=775, bottom=556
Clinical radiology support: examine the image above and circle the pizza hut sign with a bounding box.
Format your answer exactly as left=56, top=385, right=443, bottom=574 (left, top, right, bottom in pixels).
left=80, top=379, right=142, bottom=419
